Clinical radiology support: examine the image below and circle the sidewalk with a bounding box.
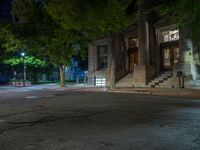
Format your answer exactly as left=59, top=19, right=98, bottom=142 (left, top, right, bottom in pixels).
left=0, top=83, right=99, bottom=93
left=58, top=86, right=200, bottom=99
left=1, top=84, right=200, bottom=99
left=0, top=84, right=59, bottom=91
left=109, top=87, right=200, bottom=99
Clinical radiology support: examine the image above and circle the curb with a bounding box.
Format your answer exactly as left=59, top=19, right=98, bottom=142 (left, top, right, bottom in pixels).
left=109, top=89, right=200, bottom=99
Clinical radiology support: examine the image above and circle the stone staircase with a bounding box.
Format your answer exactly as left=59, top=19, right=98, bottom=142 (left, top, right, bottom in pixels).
left=116, top=73, right=133, bottom=87
left=147, top=71, right=173, bottom=88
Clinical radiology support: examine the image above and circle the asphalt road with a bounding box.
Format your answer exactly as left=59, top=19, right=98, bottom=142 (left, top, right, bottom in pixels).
left=0, top=90, right=200, bottom=150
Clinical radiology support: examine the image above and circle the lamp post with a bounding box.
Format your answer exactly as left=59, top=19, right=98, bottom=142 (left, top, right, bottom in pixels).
left=21, top=52, right=26, bottom=87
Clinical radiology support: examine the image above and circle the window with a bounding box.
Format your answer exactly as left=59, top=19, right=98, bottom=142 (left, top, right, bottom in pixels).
left=97, top=45, right=108, bottom=70
left=128, top=37, right=139, bottom=49
left=161, top=29, right=179, bottom=43
left=95, top=76, right=106, bottom=86
left=173, top=47, right=180, bottom=64
left=163, top=48, right=171, bottom=67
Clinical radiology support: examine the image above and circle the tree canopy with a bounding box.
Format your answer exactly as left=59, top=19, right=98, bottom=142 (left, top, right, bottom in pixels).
left=156, top=0, right=199, bottom=43
left=1, top=0, right=199, bottom=86
left=3, top=56, right=46, bottom=67
left=46, top=0, right=136, bottom=39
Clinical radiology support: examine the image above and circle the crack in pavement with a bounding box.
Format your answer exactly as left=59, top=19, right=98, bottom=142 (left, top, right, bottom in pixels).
left=0, top=104, right=84, bottom=119
left=0, top=109, right=115, bottom=135
left=0, top=116, right=59, bottom=135
left=0, top=109, right=46, bottom=118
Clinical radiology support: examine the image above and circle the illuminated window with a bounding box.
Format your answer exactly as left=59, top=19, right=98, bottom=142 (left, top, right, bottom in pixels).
left=95, top=77, right=106, bottom=86
left=163, top=49, right=171, bottom=67
left=97, top=45, right=108, bottom=70
left=161, top=29, right=179, bottom=42
left=173, top=47, right=180, bottom=64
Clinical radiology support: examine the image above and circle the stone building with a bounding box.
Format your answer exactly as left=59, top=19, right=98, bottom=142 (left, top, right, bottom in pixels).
left=88, top=1, right=199, bottom=89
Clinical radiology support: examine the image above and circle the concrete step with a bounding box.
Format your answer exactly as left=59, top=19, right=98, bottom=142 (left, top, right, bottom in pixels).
left=116, top=84, right=133, bottom=87
left=159, top=84, right=172, bottom=87
left=148, top=82, right=159, bottom=86
left=116, top=82, right=133, bottom=85
left=149, top=80, right=161, bottom=84
left=119, top=78, right=133, bottom=81
left=120, top=77, right=132, bottom=80
left=117, top=83, right=132, bottom=85
left=160, top=81, right=172, bottom=84
left=119, top=77, right=133, bottom=80
left=156, top=85, right=173, bottom=88
left=118, top=79, right=133, bottom=82
left=116, top=73, right=133, bottom=86
left=156, top=76, right=169, bottom=80
left=147, top=71, right=173, bottom=88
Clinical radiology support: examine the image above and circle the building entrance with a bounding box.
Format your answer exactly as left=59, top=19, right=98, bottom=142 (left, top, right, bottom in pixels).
left=128, top=49, right=138, bottom=72
left=161, top=46, right=179, bottom=71
left=127, top=37, right=139, bottom=73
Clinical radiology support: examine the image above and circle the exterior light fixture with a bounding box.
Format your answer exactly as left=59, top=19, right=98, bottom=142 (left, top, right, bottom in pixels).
left=21, top=52, right=26, bottom=87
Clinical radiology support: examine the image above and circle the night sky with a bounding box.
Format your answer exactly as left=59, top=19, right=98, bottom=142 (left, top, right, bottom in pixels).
left=0, top=0, right=12, bottom=21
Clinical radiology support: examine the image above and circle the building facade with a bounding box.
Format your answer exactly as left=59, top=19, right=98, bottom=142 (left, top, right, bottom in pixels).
left=88, top=5, right=198, bottom=88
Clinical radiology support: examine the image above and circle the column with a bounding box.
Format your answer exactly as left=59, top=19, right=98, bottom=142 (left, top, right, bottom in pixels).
left=172, top=28, right=194, bottom=88
left=133, top=2, right=151, bottom=87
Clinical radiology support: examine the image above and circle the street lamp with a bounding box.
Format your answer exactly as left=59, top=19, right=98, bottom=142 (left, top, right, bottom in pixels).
left=21, top=52, right=26, bottom=87
left=21, top=52, right=25, bottom=57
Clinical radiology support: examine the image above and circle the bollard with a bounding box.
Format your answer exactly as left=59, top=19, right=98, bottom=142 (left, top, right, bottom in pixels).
left=84, top=76, right=86, bottom=85
left=76, top=76, right=79, bottom=84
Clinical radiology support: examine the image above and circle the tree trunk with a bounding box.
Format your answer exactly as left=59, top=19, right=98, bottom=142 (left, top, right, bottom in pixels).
left=110, top=32, right=117, bottom=89
left=60, top=65, right=66, bottom=87
left=33, top=72, right=37, bottom=84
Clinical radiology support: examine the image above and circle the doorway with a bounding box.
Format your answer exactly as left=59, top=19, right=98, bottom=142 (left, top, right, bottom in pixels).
left=161, top=46, right=180, bottom=71
left=128, top=49, right=138, bottom=72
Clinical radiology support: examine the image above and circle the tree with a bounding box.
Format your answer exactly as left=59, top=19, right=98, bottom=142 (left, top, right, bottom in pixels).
left=0, top=24, right=26, bottom=52
left=0, top=0, right=88, bottom=87
left=46, top=0, right=137, bottom=88
left=47, top=0, right=135, bottom=35
left=156, top=0, right=199, bottom=44
left=3, top=55, right=48, bottom=83
left=46, top=29, right=88, bottom=87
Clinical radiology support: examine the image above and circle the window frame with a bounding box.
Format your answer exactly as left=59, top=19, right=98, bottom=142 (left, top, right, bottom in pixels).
left=96, top=44, right=108, bottom=70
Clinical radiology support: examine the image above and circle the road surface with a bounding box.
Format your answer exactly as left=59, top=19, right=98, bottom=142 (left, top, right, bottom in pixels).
left=0, top=90, right=200, bottom=150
